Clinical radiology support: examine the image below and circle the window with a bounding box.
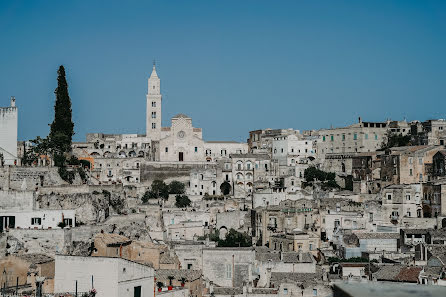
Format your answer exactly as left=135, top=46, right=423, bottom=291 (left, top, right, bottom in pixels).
left=313, top=289, right=317, bottom=296
left=409, top=157, right=413, bottom=164
left=387, top=193, right=392, bottom=200
left=283, top=288, right=288, bottom=294
left=31, top=218, right=42, bottom=225
left=187, top=264, right=192, bottom=270
left=323, top=136, right=326, bottom=142
left=419, top=158, right=423, bottom=165
left=369, top=213, right=373, bottom=222
left=225, top=264, right=232, bottom=279
left=152, top=123, right=156, bottom=129
left=309, top=243, right=313, bottom=251
left=61, top=215, right=71, bottom=225
left=406, top=194, right=411, bottom=201
left=407, top=211, right=411, bottom=217
left=151, top=112, right=156, bottom=118
left=375, top=134, right=378, bottom=140
left=194, top=147, right=198, bottom=152
left=246, top=162, right=251, bottom=170
left=365, top=133, right=368, bottom=139
left=409, top=169, right=413, bottom=176
left=342, top=134, right=345, bottom=141
left=330, top=135, right=334, bottom=141
left=152, top=101, right=156, bottom=107
left=353, top=133, right=357, bottom=140
left=165, top=147, right=168, bottom=153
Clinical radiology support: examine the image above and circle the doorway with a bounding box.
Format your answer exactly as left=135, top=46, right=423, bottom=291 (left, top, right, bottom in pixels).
left=134, top=286, right=141, bottom=297
left=179, top=152, right=184, bottom=162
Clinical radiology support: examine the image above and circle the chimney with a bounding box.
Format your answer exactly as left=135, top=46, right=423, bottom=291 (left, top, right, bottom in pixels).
left=266, top=268, right=272, bottom=288
left=10, top=96, right=16, bottom=107
left=209, top=281, right=214, bottom=294
left=358, top=116, right=362, bottom=123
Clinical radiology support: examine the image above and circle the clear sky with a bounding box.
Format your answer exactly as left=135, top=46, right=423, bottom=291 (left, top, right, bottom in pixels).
left=1, top=1, right=446, bottom=142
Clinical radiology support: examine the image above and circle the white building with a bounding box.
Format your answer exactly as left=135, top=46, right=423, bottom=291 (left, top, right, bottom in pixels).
left=272, top=134, right=315, bottom=166
left=54, top=255, right=154, bottom=297
left=0, top=97, right=18, bottom=165
left=0, top=209, right=76, bottom=231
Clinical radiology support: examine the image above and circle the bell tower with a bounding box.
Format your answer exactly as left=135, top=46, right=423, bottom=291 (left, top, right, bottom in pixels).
left=146, top=62, right=162, bottom=140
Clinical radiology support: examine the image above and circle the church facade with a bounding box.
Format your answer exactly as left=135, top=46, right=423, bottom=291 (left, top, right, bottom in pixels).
left=145, top=65, right=247, bottom=162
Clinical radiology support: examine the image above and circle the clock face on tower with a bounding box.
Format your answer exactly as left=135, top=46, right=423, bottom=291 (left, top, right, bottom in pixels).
left=177, top=131, right=185, bottom=139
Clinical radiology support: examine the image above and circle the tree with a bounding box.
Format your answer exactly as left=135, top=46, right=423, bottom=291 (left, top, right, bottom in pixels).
left=169, top=180, right=185, bottom=194
left=150, top=180, right=169, bottom=199
left=218, top=228, right=252, bottom=247
left=175, top=194, right=191, bottom=208
left=304, top=166, right=340, bottom=189
left=49, top=65, right=74, bottom=162
left=380, top=132, right=412, bottom=150
left=220, top=181, right=231, bottom=195
left=168, top=276, right=174, bottom=286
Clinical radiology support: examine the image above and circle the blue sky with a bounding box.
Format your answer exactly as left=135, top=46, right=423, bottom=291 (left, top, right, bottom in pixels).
left=1, top=1, right=446, bottom=142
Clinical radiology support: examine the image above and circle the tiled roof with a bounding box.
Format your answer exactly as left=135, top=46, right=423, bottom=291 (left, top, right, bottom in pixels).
left=421, top=266, right=443, bottom=278
left=94, top=233, right=131, bottom=246
left=159, top=253, right=177, bottom=264
left=356, top=232, right=400, bottom=239
left=172, top=114, right=190, bottom=118
left=213, top=287, right=243, bottom=295
left=270, top=271, right=323, bottom=288
left=282, top=252, right=314, bottom=263
left=373, top=265, right=422, bottom=283
left=428, top=229, right=446, bottom=239
left=155, top=269, right=202, bottom=281
left=15, top=253, right=54, bottom=264
left=427, top=245, right=446, bottom=265
left=402, top=229, right=431, bottom=235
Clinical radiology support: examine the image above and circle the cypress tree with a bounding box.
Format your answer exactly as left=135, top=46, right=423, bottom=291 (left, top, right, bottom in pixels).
left=49, top=65, right=74, bottom=158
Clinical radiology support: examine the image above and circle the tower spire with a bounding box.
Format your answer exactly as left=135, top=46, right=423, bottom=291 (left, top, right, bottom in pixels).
left=150, top=60, right=158, bottom=78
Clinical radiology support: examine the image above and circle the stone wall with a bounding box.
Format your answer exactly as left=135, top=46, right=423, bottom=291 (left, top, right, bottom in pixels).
left=36, top=192, right=117, bottom=224
left=0, top=190, right=34, bottom=211
left=0, top=167, right=65, bottom=191
left=7, top=229, right=70, bottom=255
left=140, top=162, right=210, bottom=184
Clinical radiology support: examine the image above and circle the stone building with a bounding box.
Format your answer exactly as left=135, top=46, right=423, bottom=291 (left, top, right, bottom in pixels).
left=380, top=146, right=444, bottom=184
left=92, top=232, right=180, bottom=269
left=381, top=184, right=422, bottom=223
left=248, top=129, right=300, bottom=155
left=422, top=180, right=446, bottom=218
left=432, top=150, right=446, bottom=178
left=317, top=119, right=389, bottom=158
left=0, top=97, right=18, bottom=165
left=255, top=199, right=317, bottom=246
left=272, top=134, right=316, bottom=166
left=269, top=231, right=320, bottom=254
left=202, top=247, right=255, bottom=287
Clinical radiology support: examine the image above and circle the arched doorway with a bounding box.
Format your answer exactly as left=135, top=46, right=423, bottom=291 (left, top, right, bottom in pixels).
left=220, top=181, right=231, bottom=195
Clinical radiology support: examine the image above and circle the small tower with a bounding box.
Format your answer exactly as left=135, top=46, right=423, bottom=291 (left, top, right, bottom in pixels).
left=10, top=96, right=16, bottom=107
left=146, top=62, right=162, bottom=140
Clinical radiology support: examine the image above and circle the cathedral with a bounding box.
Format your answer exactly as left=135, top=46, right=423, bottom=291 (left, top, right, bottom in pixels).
left=74, top=65, right=247, bottom=169
left=146, top=65, right=246, bottom=162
